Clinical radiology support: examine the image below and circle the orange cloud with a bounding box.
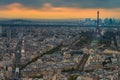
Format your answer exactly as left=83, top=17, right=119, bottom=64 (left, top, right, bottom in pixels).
left=0, top=3, right=120, bottom=19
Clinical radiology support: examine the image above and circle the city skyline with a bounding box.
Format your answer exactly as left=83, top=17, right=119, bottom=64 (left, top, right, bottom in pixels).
left=0, top=1, right=120, bottom=80
left=0, top=0, right=120, bottom=19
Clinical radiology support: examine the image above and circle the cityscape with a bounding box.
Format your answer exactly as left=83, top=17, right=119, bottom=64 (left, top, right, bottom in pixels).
left=0, top=0, right=120, bottom=80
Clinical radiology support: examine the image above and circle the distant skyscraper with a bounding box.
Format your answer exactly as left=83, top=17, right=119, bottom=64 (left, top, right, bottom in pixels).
left=0, top=26, right=2, bottom=35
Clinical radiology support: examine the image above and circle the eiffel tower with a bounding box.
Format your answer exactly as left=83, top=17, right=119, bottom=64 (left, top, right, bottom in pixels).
left=96, top=11, right=100, bottom=33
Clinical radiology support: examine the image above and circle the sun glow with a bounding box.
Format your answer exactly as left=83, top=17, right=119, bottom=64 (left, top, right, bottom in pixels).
left=0, top=3, right=120, bottom=19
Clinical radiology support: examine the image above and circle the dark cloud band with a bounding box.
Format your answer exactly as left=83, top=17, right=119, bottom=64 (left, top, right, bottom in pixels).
left=0, top=0, right=120, bottom=9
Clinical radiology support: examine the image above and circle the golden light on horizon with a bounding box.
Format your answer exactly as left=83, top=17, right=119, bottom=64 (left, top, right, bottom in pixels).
left=0, top=3, right=120, bottom=19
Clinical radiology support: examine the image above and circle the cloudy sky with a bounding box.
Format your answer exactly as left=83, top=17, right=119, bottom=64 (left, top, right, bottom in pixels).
left=0, top=0, right=120, bottom=19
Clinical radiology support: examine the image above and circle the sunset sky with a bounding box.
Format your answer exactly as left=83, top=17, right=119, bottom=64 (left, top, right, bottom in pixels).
left=0, top=0, right=120, bottom=19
